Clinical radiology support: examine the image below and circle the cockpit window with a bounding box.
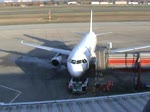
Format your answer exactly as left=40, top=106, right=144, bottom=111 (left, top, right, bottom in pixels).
left=71, top=60, right=76, bottom=64
left=71, top=59, right=87, bottom=64
left=77, top=60, right=81, bottom=64
left=82, top=59, right=87, bottom=63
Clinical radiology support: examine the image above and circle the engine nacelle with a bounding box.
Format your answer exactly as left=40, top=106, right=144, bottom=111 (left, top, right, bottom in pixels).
left=51, top=53, right=62, bottom=67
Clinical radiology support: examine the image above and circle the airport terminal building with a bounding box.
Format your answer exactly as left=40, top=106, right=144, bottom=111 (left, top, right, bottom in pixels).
left=0, top=92, right=150, bottom=112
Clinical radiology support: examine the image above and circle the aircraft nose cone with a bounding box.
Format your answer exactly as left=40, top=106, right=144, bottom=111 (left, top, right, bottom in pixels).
left=67, top=63, right=83, bottom=78
left=70, top=71, right=82, bottom=78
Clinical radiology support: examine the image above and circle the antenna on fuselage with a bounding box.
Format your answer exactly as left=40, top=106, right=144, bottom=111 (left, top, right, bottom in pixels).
left=90, top=10, right=93, bottom=33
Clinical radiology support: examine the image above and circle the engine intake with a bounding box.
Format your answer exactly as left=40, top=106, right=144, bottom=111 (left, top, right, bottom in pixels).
left=51, top=53, right=62, bottom=67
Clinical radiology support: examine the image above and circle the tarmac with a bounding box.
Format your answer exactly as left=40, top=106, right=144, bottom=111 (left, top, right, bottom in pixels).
left=0, top=22, right=150, bottom=103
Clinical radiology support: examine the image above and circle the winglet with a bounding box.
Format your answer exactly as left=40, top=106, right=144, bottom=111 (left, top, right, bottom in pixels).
left=90, top=10, right=93, bottom=33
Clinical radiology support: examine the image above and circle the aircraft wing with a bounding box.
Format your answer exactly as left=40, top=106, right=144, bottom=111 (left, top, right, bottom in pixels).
left=75, top=32, right=112, bottom=36
left=75, top=32, right=86, bottom=36
left=96, top=32, right=112, bottom=36
left=110, top=45, right=150, bottom=53
left=21, top=40, right=71, bottom=55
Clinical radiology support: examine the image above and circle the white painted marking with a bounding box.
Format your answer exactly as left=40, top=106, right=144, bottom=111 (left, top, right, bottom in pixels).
left=0, top=85, right=22, bottom=103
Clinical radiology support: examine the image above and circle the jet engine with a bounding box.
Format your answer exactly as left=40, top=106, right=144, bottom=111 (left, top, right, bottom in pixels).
left=51, top=53, right=62, bottom=67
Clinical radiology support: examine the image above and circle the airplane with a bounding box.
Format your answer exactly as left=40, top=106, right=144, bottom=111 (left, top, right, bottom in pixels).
left=21, top=10, right=150, bottom=78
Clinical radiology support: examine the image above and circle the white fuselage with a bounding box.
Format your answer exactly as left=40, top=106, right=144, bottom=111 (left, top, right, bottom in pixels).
left=21, top=10, right=105, bottom=78
left=67, top=31, right=97, bottom=78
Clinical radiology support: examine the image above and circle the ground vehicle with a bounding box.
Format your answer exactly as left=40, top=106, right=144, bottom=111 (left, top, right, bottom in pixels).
left=68, top=78, right=88, bottom=94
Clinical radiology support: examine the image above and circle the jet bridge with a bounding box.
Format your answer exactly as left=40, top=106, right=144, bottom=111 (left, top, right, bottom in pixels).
left=95, top=50, right=150, bottom=91
left=96, top=50, right=150, bottom=71
left=107, top=52, right=150, bottom=70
